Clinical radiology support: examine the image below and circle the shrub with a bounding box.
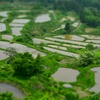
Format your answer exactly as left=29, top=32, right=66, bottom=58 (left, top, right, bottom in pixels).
left=11, top=52, right=43, bottom=77
left=78, top=51, right=97, bottom=67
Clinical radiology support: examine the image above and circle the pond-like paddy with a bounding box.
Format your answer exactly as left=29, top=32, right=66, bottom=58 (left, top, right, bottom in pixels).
left=0, top=50, right=8, bottom=60
left=90, top=67, right=100, bottom=93
left=0, top=83, right=24, bottom=99
left=35, top=14, right=51, bottom=23
left=0, top=23, right=6, bottom=32
left=0, top=41, right=45, bottom=58
left=52, top=68, right=80, bottom=82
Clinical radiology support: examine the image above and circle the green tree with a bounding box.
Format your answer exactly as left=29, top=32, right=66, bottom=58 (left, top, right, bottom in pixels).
left=11, top=52, right=43, bottom=77
left=78, top=51, right=97, bottom=67
left=0, top=92, right=13, bottom=100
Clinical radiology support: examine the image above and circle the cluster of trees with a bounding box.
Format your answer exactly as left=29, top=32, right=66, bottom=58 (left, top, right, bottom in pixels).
left=10, top=52, right=43, bottom=77
left=80, top=8, right=100, bottom=27
left=53, top=0, right=83, bottom=14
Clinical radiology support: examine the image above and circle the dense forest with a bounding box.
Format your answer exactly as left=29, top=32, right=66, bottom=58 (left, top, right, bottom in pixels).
left=1, top=0, right=99, bottom=27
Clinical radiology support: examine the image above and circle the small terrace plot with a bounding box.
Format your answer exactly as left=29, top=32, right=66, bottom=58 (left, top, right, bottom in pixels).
left=0, top=11, right=9, bottom=17
left=0, top=50, right=8, bottom=60
left=90, top=67, right=100, bottom=93
left=33, top=38, right=59, bottom=45
left=0, top=23, right=6, bottom=32
left=43, top=47, right=79, bottom=58
left=2, top=35, right=13, bottom=41
left=45, top=37, right=88, bottom=46
left=54, top=35, right=85, bottom=41
left=0, top=41, right=45, bottom=58
left=48, top=45, right=67, bottom=51
left=81, top=35, right=100, bottom=40
left=35, top=14, right=51, bottom=23
left=9, top=23, right=25, bottom=27
left=11, top=27, right=22, bottom=36
left=12, top=19, right=30, bottom=24
left=67, top=16, right=75, bottom=21
left=86, top=40, right=100, bottom=44
left=72, top=22, right=79, bottom=27
left=62, top=44, right=85, bottom=49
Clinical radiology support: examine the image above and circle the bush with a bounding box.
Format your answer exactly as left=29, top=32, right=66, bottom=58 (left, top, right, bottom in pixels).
left=78, top=51, right=97, bottom=67
left=86, top=43, right=96, bottom=50
left=11, top=52, right=43, bottom=77
left=0, top=92, right=13, bottom=100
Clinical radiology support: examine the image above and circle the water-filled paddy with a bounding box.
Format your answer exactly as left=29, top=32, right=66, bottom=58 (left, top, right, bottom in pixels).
left=12, top=19, right=30, bottom=24
left=11, top=27, right=22, bottom=36
left=52, top=68, right=80, bottom=82
left=2, top=35, right=13, bottom=41
left=35, top=14, right=51, bottom=23
left=0, top=41, right=45, bottom=58
left=81, top=35, right=100, bottom=40
left=0, top=23, right=6, bottom=32
left=43, top=46, right=79, bottom=58
left=0, top=11, right=8, bottom=17
left=90, top=67, right=100, bottom=93
left=54, top=35, right=84, bottom=41
left=33, top=38, right=59, bottom=45
left=48, top=45, right=67, bottom=51
left=45, top=37, right=88, bottom=46
left=0, top=50, right=8, bottom=60
left=0, top=83, right=24, bottom=99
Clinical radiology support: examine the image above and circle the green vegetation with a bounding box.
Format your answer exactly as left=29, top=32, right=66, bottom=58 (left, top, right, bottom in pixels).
left=0, top=0, right=100, bottom=100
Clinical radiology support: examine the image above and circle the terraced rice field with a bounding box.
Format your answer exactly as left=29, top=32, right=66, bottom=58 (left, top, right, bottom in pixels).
left=0, top=41, right=45, bottom=58
left=33, top=35, right=100, bottom=58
